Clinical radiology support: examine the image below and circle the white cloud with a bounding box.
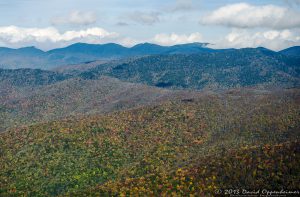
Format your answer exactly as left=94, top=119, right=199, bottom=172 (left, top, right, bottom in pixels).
left=153, top=33, right=203, bottom=45
left=211, top=29, right=300, bottom=51
left=0, top=26, right=119, bottom=49
left=200, top=3, right=300, bottom=29
left=118, top=37, right=139, bottom=47
left=128, top=11, right=161, bottom=25
left=51, top=11, right=97, bottom=26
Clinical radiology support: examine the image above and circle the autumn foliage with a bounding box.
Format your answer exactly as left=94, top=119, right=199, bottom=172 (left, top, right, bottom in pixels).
left=0, top=89, right=299, bottom=196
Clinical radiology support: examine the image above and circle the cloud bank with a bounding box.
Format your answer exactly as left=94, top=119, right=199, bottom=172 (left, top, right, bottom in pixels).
left=200, top=3, right=300, bottom=29
left=211, top=29, right=300, bottom=51
left=153, top=33, right=203, bottom=45
left=0, top=26, right=119, bottom=49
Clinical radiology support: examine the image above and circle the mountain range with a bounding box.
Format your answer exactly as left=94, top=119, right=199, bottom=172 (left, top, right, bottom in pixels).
left=0, top=43, right=299, bottom=131
left=0, top=42, right=299, bottom=69
left=0, top=46, right=299, bottom=131
left=0, top=43, right=209, bottom=69
left=0, top=42, right=300, bottom=196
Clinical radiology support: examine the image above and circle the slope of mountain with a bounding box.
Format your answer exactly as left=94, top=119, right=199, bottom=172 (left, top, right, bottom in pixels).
left=128, top=42, right=212, bottom=55
left=1, top=88, right=299, bottom=196
left=280, top=46, right=300, bottom=57
left=48, top=43, right=127, bottom=55
left=51, top=57, right=141, bottom=75
left=0, top=47, right=46, bottom=69
left=47, top=43, right=129, bottom=64
left=129, top=43, right=168, bottom=55
left=82, top=48, right=300, bottom=90
left=166, top=42, right=214, bottom=54
left=0, top=68, right=68, bottom=87
left=0, top=68, right=203, bottom=132
left=0, top=46, right=45, bottom=56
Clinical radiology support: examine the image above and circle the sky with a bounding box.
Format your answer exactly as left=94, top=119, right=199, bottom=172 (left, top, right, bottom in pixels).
left=0, top=0, right=299, bottom=51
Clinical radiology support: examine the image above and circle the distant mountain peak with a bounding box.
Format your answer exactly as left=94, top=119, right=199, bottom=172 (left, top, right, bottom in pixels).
left=132, top=43, right=162, bottom=47
left=131, top=43, right=166, bottom=51
left=18, top=46, right=45, bottom=52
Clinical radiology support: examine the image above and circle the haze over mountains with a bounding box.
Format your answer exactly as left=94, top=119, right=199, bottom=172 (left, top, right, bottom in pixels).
left=0, top=42, right=299, bottom=69
left=0, top=43, right=209, bottom=69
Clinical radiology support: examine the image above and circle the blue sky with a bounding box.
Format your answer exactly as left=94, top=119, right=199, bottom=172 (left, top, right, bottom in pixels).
left=0, top=0, right=299, bottom=50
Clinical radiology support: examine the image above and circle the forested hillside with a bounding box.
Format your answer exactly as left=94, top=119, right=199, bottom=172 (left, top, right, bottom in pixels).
left=83, top=48, right=300, bottom=90
left=0, top=71, right=197, bottom=132
left=1, top=89, right=299, bottom=196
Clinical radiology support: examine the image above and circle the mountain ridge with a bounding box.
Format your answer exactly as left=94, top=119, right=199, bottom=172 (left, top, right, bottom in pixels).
left=280, top=46, right=300, bottom=57
left=0, top=42, right=298, bottom=69
left=80, top=49, right=300, bottom=90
